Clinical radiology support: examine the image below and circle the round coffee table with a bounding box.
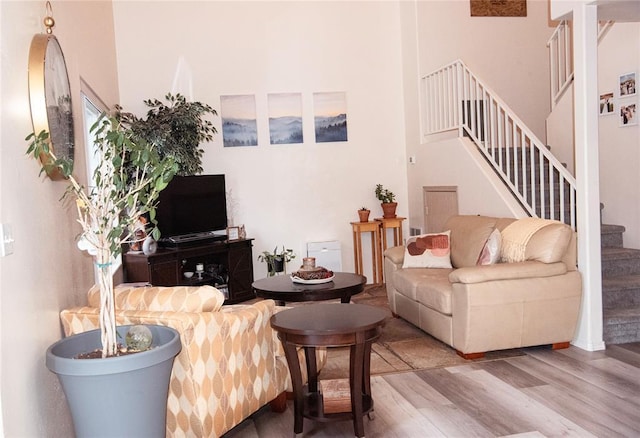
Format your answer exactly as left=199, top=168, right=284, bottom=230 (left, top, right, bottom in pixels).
left=271, top=303, right=388, bottom=438
left=252, top=272, right=366, bottom=305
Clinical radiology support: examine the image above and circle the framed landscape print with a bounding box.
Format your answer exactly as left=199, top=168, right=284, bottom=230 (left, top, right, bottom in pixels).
left=221, top=94, right=258, bottom=147
left=313, top=92, right=348, bottom=143
left=268, top=93, right=303, bottom=144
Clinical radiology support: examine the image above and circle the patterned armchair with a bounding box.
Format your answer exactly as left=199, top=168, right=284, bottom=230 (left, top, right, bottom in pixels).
left=60, top=284, right=326, bottom=437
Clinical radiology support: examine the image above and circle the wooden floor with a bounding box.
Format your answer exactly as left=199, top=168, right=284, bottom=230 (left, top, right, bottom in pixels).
left=223, top=343, right=640, bottom=437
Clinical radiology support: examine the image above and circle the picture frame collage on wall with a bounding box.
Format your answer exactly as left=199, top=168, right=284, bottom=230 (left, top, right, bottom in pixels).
left=220, top=92, right=348, bottom=147
left=600, top=71, right=637, bottom=127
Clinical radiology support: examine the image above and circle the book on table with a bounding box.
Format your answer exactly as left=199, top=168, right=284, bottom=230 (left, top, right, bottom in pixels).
left=320, top=378, right=351, bottom=414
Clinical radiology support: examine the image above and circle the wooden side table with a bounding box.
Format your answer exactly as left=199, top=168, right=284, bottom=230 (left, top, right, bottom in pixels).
left=270, top=303, right=388, bottom=438
left=350, top=221, right=383, bottom=284
left=375, top=216, right=406, bottom=252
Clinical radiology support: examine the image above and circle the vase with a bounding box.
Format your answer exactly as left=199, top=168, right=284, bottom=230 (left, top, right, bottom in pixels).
left=46, top=324, right=181, bottom=438
left=273, top=258, right=285, bottom=273
left=381, top=202, right=398, bottom=219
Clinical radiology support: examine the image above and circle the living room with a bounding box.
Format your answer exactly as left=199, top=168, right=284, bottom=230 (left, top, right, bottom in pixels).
left=1, top=0, right=639, bottom=436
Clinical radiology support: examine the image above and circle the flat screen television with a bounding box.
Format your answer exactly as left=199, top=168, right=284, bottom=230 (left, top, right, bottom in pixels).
left=155, top=174, right=228, bottom=246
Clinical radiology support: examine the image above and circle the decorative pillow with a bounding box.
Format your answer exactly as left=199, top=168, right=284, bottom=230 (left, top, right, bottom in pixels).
left=477, top=228, right=502, bottom=265
left=88, top=284, right=225, bottom=313
left=402, top=231, right=452, bottom=269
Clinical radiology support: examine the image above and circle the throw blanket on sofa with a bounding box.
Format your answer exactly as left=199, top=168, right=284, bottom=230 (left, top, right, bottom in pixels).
left=501, top=218, right=555, bottom=263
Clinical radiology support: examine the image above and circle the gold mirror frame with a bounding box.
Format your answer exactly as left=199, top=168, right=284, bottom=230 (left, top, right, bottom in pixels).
left=28, top=33, right=75, bottom=179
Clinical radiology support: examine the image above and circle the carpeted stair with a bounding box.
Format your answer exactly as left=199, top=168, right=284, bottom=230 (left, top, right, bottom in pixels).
left=602, top=223, right=640, bottom=344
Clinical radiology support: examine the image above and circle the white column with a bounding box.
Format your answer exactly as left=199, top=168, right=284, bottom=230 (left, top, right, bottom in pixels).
left=572, top=3, right=605, bottom=351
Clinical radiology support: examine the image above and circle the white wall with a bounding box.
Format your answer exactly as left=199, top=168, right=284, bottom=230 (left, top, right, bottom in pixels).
left=402, top=0, right=555, bottom=232
left=112, top=1, right=407, bottom=281
left=598, top=22, right=640, bottom=248
left=0, top=1, right=118, bottom=436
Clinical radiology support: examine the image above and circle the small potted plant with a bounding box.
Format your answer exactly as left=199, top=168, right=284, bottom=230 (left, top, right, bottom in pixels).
left=375, top=184, right=397, bottom=218
left=258, top=246, right=296, bottom=276
left=358, top=207, right=371, bottom=222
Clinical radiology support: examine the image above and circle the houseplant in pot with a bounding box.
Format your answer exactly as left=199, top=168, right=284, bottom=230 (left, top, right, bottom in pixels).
left=375, top=184, right=397, bottom=218
left=358, top=207, right=371, bottom=222
left=116, top=92, right=217, bottom=176
left=27, top=114, right=181, bottom=437
left=258, top=246, right=296, bottom=276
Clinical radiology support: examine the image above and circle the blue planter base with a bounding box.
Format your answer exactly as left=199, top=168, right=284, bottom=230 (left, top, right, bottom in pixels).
left=46, top=325, right=181, bottom=438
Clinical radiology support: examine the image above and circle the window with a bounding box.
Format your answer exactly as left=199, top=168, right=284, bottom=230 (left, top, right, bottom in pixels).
left=81, top=84, right=122, bottom=276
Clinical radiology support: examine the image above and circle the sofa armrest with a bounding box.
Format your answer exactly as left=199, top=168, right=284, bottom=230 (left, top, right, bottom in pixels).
left=449, top=261, right=568, bottom=284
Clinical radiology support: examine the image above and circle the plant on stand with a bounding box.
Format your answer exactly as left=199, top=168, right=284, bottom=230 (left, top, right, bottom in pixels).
left=358, top=207, right=371, bottom=222
left=258, top=246, right=296, bottom=276
left=375, top=184, right=398, bottom=219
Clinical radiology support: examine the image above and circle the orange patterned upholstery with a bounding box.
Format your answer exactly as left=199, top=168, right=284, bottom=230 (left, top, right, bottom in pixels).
left=60, top=284, right=326, bottom=437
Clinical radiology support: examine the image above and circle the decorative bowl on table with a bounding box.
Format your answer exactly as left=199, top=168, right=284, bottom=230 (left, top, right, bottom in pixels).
left=183, top=271, right=194, bottom=279
left=291, top=266, right=335, bottom=284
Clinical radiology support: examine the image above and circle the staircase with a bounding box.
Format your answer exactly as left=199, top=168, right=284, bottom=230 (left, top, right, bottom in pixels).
left=601, top=224, right=640, bottom=344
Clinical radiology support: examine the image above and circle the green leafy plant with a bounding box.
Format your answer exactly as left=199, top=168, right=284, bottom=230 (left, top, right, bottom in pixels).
left=375, top=184, right=396, bottom=203
left=26, top=115, right=178, bottom=357
left=360, top=206, right=369, bottom=211
left=258, top=246, right=296, bottom=276
left=117, top=93, right=217, bottom=176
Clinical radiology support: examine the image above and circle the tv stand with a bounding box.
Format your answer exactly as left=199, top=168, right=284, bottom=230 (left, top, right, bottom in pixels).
left=123, top=238, right=254, bottom=304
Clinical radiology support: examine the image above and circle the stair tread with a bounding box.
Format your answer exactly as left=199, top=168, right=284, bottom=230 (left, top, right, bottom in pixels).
left=603, top=306, right=640, bottom=321
left=601, top=247, right=640, bottom=259
left=602, top=275, right=640, bottom=289
left=602, top=224, right=626, bottom=233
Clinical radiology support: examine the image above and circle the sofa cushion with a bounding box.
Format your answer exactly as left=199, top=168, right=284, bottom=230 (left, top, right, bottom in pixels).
left=402, top=231, right=452, bottom=269
left=444, top=215, right=497, bottom=268
left=394, top=268, right=454, bottom=314
left=88, top=284, right=225, bottom=313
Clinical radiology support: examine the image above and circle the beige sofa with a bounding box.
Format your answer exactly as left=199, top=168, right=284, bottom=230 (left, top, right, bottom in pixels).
left=60, top=284, right=326, bottom=437
left=384, top=215, right=582, bottom=358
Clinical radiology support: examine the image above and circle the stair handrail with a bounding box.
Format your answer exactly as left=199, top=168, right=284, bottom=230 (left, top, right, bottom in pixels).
left=547, top=20, right=573, bottom=109
left=420, top=59, right=577, bottom=229
left=547, top=20, right=614, bottom=108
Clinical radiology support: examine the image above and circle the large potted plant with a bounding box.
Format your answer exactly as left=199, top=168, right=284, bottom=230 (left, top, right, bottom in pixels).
left=375, top=183, right=397, bottom=218
left=27, top=114, right=181, bottom=437
left=116, top=92, right=217, bottom=176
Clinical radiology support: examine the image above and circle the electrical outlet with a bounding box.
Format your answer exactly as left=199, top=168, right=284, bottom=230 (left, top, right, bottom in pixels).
left=409, top=156, right=417, bottom=164
left=0, top=223, right=14, bottom=256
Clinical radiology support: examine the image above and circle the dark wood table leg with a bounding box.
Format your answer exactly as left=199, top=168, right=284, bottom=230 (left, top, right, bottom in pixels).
left=350, top=333, right=366, bottom=438
left=341, top=294, right=351, bottom=303
left=281, top=339, right=304, bottom=435
left=305, top=347, right=318, bottom=393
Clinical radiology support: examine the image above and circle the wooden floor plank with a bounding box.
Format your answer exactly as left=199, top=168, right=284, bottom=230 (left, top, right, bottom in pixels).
left=525, top=349, right=640, bottom=403
left=524, top=383, right=636, bottom=437
left=506, top=355, right=640, bottom=431
left=222, top=344, right=640, bottom=438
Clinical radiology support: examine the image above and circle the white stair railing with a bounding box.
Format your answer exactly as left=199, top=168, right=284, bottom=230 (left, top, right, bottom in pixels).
left=547, top=20, right=573, bottom=108
left=547, top=20, right=614, bottom=108
left=420, top=60, right=577, bottom=229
